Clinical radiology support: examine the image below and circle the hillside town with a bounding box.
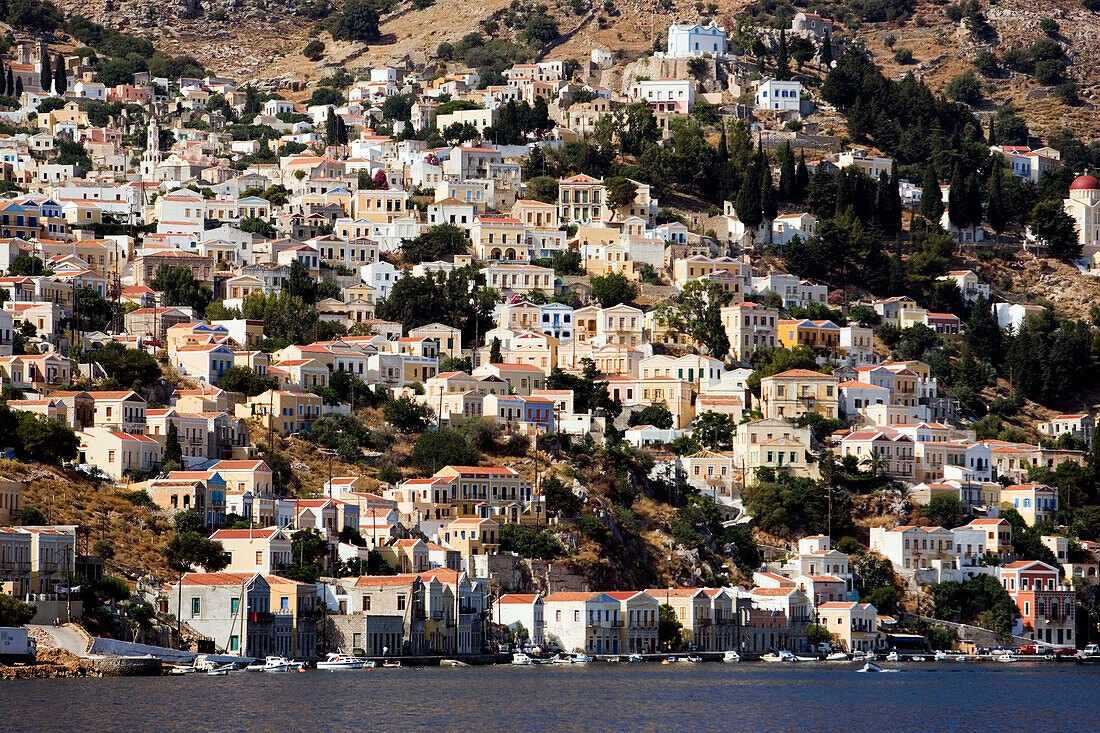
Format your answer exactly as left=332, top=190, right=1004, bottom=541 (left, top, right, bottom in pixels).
left=3, top=8, right=1100, bottom=673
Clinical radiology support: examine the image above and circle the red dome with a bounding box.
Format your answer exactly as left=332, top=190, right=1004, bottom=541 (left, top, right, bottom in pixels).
left=1070, top=175, right=1100, bottom=191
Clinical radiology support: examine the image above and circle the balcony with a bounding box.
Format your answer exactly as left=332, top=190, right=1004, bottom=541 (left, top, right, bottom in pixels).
left=248, top=611, right=275, bottom=624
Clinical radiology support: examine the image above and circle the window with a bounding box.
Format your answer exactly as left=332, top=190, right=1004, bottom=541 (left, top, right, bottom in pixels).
left=363, top=596, right=372, bottom=611
left=397, top=595, right=406, bottom=610
left=191, top=598, right=201, bottom=617
left=229, top=635, right=239, bottom=651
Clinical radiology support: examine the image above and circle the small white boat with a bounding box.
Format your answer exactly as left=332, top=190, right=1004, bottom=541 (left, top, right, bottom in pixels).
left=382, top=660, right=402, bottom=668
left=261, top=656, right=293, bottom=672
left=206, top=666, right=231, bottom=676
left=857, top=662, right=900, bottom=673
left=440, top=659, right=469, bottom=667
left=885, top=651, right=900, bottom=662
left=762, top=651, right=796, bottom=663
left=169, top=665, right=196, bottom=675
left=996, top=654, right=1017, bottom=663
left=825, top=652, right=849, bottom=662
left=363, top=660, right=377, bottom=669
left=911, top=655, right=925, bottom=662
left=570, top=654, right=592, bottom=664
left=628, top=653, right=644, bottom=663
left=317, top=653, right=364, bottom=670
left=606, top=656, right=621, bottom=664
left=512, top=653, right=535, bottom=666
left=794, top=655, right=819, bottom=662
left=686, top=655, right=703, bottom=663
left=934, top=651, right=948, bottom=662
left=722, top=650, right=741, bottom=663
left=662, top=656, right=678, bottom=665
left=955, top=655, right=970, bottom=662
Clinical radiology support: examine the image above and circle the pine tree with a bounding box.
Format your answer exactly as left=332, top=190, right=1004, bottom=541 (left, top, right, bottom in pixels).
left=54, top=55, right=66, bottom=96
left=920, top=166, right=944, bottom=224
left=795, top=152, right=809, bottom=203
left=40, top=52, right=50, bottom=94
left=820, top=33, right=833, bottom=68
left=776, top=30, right=790, bottom=80
left=779, top=151, right=796, bottom=202
left=964, top=294, right=1002, bottom=363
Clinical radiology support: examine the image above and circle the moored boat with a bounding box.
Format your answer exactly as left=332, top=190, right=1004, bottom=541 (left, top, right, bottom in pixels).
left=627, top=653, right=644, bottom=663
left=261, top=656, right=293, bottom=672
left=885, top=651, right=900, bottom=662
left=722, top=650, right=741, bottom=663
left=512, top=653, right=535, bottom=666
left=762, top=651, right=796, bottom=663
left=382, top=660, right=402, bottom=668
left=825, top=652, right=849, bottom=662
left=570, top=654, right=592, bottom=664
left=317, top=653, right=364, bottom=670
left=934, top=651, right=948, bottom=662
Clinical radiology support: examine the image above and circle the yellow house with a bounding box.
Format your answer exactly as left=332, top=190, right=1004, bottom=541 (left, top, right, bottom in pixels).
left=409, top=322, right=463, bottom=360
left=777, top=319, right=843, bottom=358
left=37, top=102, right=89, bottom=130
left=472, top=362, right=545, bottom=395
left=350, top=189, right=410, bottom=223
left=1001, top=484, right=1058, bottom=526
left=236, top=389, right=323, bottom=435
left=267, top=574, right=320, bottom=657
left=0, top=476, right=24, bottom=525
left=77, top=427, right=164, bottom=481
left=472, top=217, right=528, bottom=262
left=209, top=459, right=275, bottom=496
left=816, top=601, right=881, bottom=652
left=442, top=517, right=500, bottom=556
left=759, top=369, right=839, bottom=420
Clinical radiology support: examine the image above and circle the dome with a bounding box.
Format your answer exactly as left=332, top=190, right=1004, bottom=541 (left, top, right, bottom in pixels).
left=1070, top=175, right=1100, bottom=191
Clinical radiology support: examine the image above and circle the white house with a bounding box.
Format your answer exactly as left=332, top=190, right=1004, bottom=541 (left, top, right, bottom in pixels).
left=361, top=260, right=405, bottom=299
left=630, top=79, right=696, bottom=114
left=494, top=593, right=545, bottom=645
left=755, top=79, right=802, bottom=112
left=666, top=22, right=727, bottom=57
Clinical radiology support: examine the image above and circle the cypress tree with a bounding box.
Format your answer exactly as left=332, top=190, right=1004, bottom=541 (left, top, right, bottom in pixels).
left=795, top=152, right=809, bottom=202
left=40, top=52, right=50, bottom=94
left=920, top=166, right=944, bottom=224
left=986, top=162, right=1006, bottom=236
left=1, top=64, right=8, bottom=96
left=875, top=171, right=893, bottom=232
left=964, top=173, right=984, bottom=230
left=15, top=77, right=23, bottom=99
left=325, top=108, right=337, bottom=146
left=820, top=33, right=833, bottom=68
left=761, top=164, right=778, bottom=222
left=336, top=115, right=348, bottom=145
left=964, top=294, right=1002, bottom=363
left=880, top=161, right=902, bottom=233
left=717, top=125, right=728, bottom=163
left=54, top=55, right=66, bottom=95
left=776, top=30, right=790, bottom=81
left=735, top=159, right=764, bottom=243
left=988, top=116, right=997, bottom=146
left=779, top=150, right=796, bottom=202
left=947, top=161, right=966, bottom=230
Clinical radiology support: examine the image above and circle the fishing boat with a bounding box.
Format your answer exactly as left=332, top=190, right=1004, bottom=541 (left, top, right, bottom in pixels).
left=762, top=651, right=796, bottom=663
left=441, top=659, right=470, bottom=667
left=857, top=662, right=900, bottom=673
left=662, top=656, right=677, bottom=665
left=722, top=650, right=741, bottom=663
left=261, top=656, right=293, bottom=672
left=685, top=655, right=703, bottom=663
left=570, top=654, right=592, bottom=664
left=511, top=653, right=535, bottom=666
left=794, top=655, right=819, bottom=662
left=996, top=653, right=1018, bottom=663
left=885, top=651, right=901, bottom=662
left=911, top=655, right=925, bottom=662
left=627, top=653, right=644, bottom=663
left=382, top=660, right=402, bottom=668
left=825, top=652, right=849, bottom=662
left=317, top=653, right=364, bottom=670
left=363, top=660, right=377, bottom=668
left=169, top=665, right=196, bottom=675
left=605, top=656, right=621, bottom=664
left=955, top=655, right=970, bottom=662
left=245, top=660, right=266, bottom=671
left=206, top=666, right=231, bottom=676
left=934, top=651, right=948, bottom=662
